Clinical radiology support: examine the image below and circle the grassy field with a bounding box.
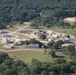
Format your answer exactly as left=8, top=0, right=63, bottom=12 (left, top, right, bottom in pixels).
left=6, top=24, right=26, bottom=32
left=26, top=25, right=76, bottom=36
left=5, top=50, right=70, bottom=64
left=50, top=27, right=76, bottom=36
left=6, top=26, right=19, bottom=32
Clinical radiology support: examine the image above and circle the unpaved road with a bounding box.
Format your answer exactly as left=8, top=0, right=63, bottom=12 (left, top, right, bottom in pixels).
left=0, top=49, right=49, bottom=52
left=11, top=23, right=31, bottom=34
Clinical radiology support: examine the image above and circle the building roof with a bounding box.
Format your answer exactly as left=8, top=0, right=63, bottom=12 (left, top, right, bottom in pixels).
left=35, top=32, right=44, bottom=36
left=60, top=37, right=70, bottom=41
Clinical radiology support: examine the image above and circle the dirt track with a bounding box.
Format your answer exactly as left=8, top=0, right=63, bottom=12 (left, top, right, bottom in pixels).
left=0, top=49, right=50, bottom=52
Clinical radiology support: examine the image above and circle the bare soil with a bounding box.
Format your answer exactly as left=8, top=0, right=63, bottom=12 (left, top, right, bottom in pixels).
left=64, top=17, right=76, bottom=22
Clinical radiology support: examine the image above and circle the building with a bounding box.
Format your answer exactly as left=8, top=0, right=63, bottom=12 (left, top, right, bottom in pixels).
left=26, top=44, right=39, bottom=48
left=2, top=37, right=9, bottom=43
left=2, top=34, right=20, bottom=44
left=3, top=44, right=14, bottom=49
left=70, top=38, right=76, bottom=42
left=38, top=29, right=43, bottom=32
left=47, top=30, right=54, bottom=34
left=60, top=37, right=70, bottom=43
left=75, top=46, right=76, bottom=50
left=2, top=34, right=11, bottom=37
left=14, top=39, right=26, bottom=45
left=2, top=37, right=15, bottom=44
left=20, top=30, right=32, bottom=33
left=32, top=32, right=44, bottom=38
left=0, top=30, right=7, bottom=33
left=46, top=35, right=54, bottom=41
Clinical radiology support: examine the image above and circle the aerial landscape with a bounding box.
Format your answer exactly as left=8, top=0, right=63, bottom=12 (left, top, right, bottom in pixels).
left=0, top=0, right=76, bottom=75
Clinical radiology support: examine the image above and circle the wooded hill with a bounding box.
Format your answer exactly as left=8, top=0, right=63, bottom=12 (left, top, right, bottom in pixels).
left=0, top=0, right=76, bottom=28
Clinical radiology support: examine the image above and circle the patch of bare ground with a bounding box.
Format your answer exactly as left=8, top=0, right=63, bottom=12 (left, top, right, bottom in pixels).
left=64, top=17, right=76, bottom=22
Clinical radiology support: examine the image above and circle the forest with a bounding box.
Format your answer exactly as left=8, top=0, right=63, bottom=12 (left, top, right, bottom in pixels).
left=0, top=49, right=76, bottom=75
left=0, top=0, right=76, bottom=29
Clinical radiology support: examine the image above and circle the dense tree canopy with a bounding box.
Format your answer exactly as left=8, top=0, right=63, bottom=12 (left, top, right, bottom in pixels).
left=0, top=0, right=76, bottom=28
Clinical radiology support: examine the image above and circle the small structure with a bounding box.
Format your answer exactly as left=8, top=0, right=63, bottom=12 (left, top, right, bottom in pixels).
left=3, top=44, right=14, bottom=49
left=20, top=30, right=32, bottom=33
left=2, top=37, right=15, bottom=44
left=14, top=39, right=26, bottom=45
left=26, top=44, right=39, bottom=48
left=38, top=29, right=43, bottom=32
left=60, top=37, right=70, bottom=43
left=2, top=34, right=20, bottom=44
left=46, top=35, right=54, bottom=41
left=2, top=37, right=9, bottom=43
left=70, top=38, right=76, bottom=42
left=0, top=30, right=7, bottom=33
left=75, top=46, right=76, bottom=50
left=47, top=30, right=54, bottom=34
left=32, top=31, right=44, bottom=38
left=2, top=34, right=11, bottom=37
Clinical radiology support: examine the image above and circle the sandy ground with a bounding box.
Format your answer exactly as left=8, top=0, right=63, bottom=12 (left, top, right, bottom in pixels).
left=64, top=17, right=76, bottom=22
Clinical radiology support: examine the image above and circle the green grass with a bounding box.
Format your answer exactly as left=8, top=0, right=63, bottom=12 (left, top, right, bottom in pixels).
left=6, top=26, right=19, bottom=32
left=6, top=50, right=70, bottom=64
left=50, top=26, right=76, bottom=36
left=27, top=25, right=76, bottom=36
left=0, top=42, right=4, bottom=49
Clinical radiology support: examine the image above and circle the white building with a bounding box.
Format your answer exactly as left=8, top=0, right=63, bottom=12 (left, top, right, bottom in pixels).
left=46, top=35, right=54, bottom=41
left=0, top=30, right=7, bottom=33
left=60, top=37, right=70, bottom=43
left=47, top=30, right=54, bottom=34
left=4, top=44, right=14, bottom=49
left=2, top=37, right=9, bottom=43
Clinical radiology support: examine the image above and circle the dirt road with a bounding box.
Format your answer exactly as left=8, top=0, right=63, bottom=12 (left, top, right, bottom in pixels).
left=11, top=23, right=31, bottom=34
left=0, top=49, right=49, bottom=52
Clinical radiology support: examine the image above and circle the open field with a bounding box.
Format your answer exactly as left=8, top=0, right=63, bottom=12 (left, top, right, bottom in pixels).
left=50, top=27, right=76, bottom=36
left=6, top=27, right=19, bottom=32
left=3, top=50, right=70, bottom=64
left=6, top=23, right=28, bottom=32
left=16, top=33, right=30, bottom=39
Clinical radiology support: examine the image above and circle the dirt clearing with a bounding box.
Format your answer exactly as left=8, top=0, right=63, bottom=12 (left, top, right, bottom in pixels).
left=64, top=17, right=76, bottom=22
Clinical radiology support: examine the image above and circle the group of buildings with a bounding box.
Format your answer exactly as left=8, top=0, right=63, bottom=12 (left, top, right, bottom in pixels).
left=31, top=29, right=76, bottom=44
left=0, top=29, right=76, bottom=49
left=1, top=34, right=26, bottom=49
